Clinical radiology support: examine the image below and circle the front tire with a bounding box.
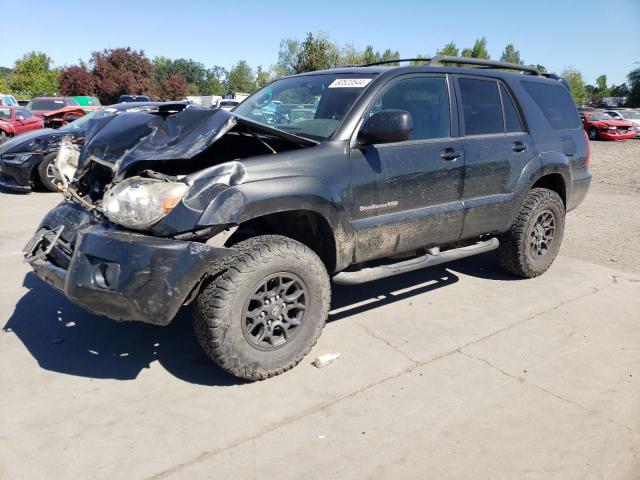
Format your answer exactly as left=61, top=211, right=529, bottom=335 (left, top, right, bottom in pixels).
left=193, top=235, right=331, bottom=380
left=37, top=152, right=59, bottom=192
left=497, top=188, right=565, bottom=278
left=588, top=126, right=598, bottom=141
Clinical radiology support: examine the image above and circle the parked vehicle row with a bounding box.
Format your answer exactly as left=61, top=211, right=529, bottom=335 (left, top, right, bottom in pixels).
left=578, top=108, right=640, bottom=140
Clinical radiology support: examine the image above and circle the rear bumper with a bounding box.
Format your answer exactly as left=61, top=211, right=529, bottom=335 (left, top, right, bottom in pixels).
left=567, top=170, right=591, bottom=212
left=25, top=203, right=234, bottom=325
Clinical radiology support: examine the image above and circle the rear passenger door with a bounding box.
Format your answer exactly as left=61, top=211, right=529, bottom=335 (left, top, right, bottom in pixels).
left=350, top=74, right=465, bottom=262
left=454, top=75, right=535, bottom=238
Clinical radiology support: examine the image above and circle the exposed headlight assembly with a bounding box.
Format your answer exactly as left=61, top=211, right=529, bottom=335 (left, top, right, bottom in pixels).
left=102, top=177, right=188, bottom=230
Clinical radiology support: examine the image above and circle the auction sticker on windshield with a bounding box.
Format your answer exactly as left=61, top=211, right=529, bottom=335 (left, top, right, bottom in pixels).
left=328, top=78, right=372, bottom=88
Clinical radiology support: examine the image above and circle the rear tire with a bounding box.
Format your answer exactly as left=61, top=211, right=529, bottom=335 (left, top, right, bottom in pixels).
left=497, top=188, right=565, bottom=278
left=193, top=235, right=331, bottom=380
left=37, top=152, right=59, bottom=192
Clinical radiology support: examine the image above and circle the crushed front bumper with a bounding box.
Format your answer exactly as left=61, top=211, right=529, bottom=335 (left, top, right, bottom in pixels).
left=24, top=202, right=233, bottom=325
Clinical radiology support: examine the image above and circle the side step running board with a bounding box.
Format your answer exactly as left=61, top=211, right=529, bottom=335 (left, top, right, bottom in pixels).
left=332, top=238, right=499, bottom=285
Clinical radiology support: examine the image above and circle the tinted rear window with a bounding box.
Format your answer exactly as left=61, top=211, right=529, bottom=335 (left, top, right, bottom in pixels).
left=500, top=84, right=523, bottom=132
left=522, top=81, right=580, bottom=130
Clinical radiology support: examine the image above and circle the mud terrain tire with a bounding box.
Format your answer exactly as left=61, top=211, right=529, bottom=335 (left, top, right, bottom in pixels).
left=194, top=235, right=331, bottom=380
left=497, top=188, right=565, bottom=278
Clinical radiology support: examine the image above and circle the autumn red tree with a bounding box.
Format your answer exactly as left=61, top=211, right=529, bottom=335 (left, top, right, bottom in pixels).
left=158, top=74, right=188, bottom=100
left=58, top=64, right=94, bottom=96
left=90, top=47, right=155, bottom=104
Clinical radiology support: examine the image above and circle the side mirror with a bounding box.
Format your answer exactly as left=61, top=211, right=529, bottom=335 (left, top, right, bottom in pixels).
left=16, top=115, right=24, bottom=121
left=358, top=109, right=413, bottom=146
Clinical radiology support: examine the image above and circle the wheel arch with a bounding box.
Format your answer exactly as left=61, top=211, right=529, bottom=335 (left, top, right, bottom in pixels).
left=198, top=177, right=354, bottom=272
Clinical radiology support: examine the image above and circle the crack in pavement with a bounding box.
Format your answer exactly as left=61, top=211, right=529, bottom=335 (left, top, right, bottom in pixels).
left=144, top=278, right=625, bottom=480
left=354, top=319, right=420, bottom=365
left=459, top=350, right=640, bottom=436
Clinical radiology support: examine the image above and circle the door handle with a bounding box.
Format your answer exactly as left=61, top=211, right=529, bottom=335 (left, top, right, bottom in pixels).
left=440, top=148, right=462, bottom=161
left=512, top=142, right=528, bottom=153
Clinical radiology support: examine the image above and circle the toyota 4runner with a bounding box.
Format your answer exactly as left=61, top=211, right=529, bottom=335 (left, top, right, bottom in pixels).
left=23, top=56, right=591, bottom=380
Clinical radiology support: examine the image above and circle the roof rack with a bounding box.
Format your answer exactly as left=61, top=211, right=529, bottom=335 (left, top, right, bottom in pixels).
left=359, top=56, right=541, bottom=76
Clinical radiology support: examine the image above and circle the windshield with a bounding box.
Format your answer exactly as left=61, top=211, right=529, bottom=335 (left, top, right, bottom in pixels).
left=234, top=73, right=378, bottom=140
left=589, top=113, right=613, bottom=121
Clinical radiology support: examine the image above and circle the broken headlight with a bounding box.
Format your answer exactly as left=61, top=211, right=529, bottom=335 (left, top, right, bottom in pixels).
left=102, top=177, right=188, bottom=230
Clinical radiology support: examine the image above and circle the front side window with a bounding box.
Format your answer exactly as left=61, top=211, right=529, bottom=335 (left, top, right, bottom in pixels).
left=367, top=77, right=451, bottom=141
left=459, top=78, right=504, bottom=135
left=17, top=109, right=34, bottom=119
left=234, top=73, right=378, bottom=140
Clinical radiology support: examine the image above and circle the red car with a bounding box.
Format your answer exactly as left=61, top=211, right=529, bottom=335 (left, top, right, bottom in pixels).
left=0, top=106, right=44, bottom=142
left=581, top=111, right=636, bottom=141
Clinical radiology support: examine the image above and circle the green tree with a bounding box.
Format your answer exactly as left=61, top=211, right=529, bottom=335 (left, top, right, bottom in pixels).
left=534, top=64, right=547, bottom=73
left=225, top=60, right=255, bottom=94
left=500, top=44, right=523, bottom=64
left=9, top=52, right=59, bottom=97
left=340, top=44, right=364, bottom=66
left=362, top=45, right=382, bottom=65
left=409, top=55, right=429, bottom=66
left=562, top=69, right=588, bottom=106
left=463, top=38, right=490, bottom=59
left=275, top=38, right=302, bottom=77
left=296, top=33, right=337, bottom=73
left=461, top=48, right=473, bottom=58
left=436, top=42, right=459, bottom=57
left=255, top=66, right=272, bottom=89
left=627, top=66, right=640, bottom=107
left=595, top=74, right=609, bottom=96
left=610, top=83, right=629, bottom=97
left=381, top=49, right=400, bottom=65
left=202, top=66, right=227, bottom=95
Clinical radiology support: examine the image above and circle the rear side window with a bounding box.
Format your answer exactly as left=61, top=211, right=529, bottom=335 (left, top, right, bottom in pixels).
left=458, top=78, right=503, bottom=135
left=522, top=81, right=580, bottom=130
left=500, top=84, right=523, bottom=132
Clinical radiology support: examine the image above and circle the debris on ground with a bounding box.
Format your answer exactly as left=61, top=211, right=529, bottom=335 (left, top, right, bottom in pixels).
left=312, top=353, right=340, bottom=369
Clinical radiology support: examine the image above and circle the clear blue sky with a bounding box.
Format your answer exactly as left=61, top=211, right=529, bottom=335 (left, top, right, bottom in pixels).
left=2, top=0, right=639, bottom=85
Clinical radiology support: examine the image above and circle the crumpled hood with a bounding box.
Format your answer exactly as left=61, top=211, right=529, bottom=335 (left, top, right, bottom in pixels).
left=77, top=106, right=317, bottom=178
left=0, top=128, right=64, bottom=155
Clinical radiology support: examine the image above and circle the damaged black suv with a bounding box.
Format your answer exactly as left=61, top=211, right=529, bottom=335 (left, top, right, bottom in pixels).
left=24, top=56, right=591, bottom=380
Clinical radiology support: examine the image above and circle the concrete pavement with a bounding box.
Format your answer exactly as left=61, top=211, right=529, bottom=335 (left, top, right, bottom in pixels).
left=1, top=191, right=639, bottom=479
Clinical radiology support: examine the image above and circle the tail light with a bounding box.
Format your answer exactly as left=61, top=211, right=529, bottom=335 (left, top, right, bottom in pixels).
left=583, top=129, right=590, bottom=168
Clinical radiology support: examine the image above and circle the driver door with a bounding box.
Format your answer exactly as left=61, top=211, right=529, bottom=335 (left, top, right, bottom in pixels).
left=349, top=74, right=465, bottom=262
